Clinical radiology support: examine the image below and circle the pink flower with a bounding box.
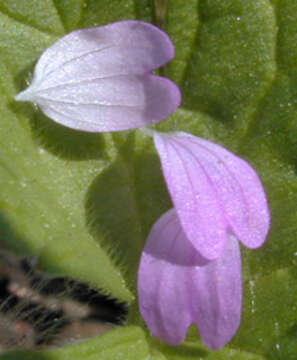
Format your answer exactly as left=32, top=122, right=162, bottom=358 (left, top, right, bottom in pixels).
left=138, top=132, right=270, bottom=349
left=153, top=132, right=270, bottom=260
left=138, top=209, right=242, bottom=349
left=15, top=21, right=181, bottom=132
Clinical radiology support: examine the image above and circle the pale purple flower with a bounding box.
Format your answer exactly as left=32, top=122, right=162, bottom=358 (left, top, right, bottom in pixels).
left=138, top=131, right=270, bottom=349
left=13, top=17, right=270, bottom=349
left=15, top=21, right=181, bottom=132
left=153, top=132, right=270, bottom=260
left=138, top=209, right=242, bottom=349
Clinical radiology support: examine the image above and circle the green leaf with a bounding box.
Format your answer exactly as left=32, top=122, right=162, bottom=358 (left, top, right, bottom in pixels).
left=0, top=0, right=296, bottom=359
left=0, top=326, right=151, bottom=360
left=0, top=0, right=139, bottom=303
left=155, top=341, right=265, bottom=360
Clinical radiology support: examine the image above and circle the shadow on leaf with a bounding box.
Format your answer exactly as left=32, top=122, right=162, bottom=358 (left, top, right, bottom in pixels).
left=0, top=212, right=31, bottom=255
left=240, top=75, right=297, bottom=172
left=12, top=66, right=107, bottom=161
left=0, top=350, right=50, bottom=360
left=181, top=0, right=275, bottom=130
left=10, top=101, right=107, bottom=161
left=134, top=0, right=154, bottom=23
left=154, top=337, right=208, bottom=359
left=180, top=1, right=233, bottom=123
left=85, top=132, right=170, bottom=288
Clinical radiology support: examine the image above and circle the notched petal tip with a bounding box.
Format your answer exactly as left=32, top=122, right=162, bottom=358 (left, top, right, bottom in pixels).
left=114, top=20, right=175, bottom=65
left=191, top=135, right=270, bottom=250
left=143, top=75, right=181, bottom=126
left=138, top=210, right=203, bottom=346
left=138, top=210, right=242, bottom=350
left=15, top=20, right=179, bottom=133
left=153, top=132, right=270, bottom=254
left=195, top=235, right=242, bottom=350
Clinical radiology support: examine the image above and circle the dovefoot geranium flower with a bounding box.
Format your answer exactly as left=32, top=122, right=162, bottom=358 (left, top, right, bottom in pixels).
left=15, top=21, right=181, bottom=132
left=138, top=131, right=270, bottom=349
left=138, top=208, right=242, bottom=349
left=153, top=132, right=270, bottom=261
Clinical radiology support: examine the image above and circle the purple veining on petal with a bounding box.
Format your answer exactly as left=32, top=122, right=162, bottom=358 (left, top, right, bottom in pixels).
left=15, top=21, right=181, bottom=132
left=138, top=209, right=242, bottom=349
left=153, top=132, right=270, bottom=254
left=177, top=133, right=270, bottom=249
left=153, top=133, right=227, bottom=260
left=36, top=75, right=181, bottom=132
left=35, top=21, right=175, bottom=81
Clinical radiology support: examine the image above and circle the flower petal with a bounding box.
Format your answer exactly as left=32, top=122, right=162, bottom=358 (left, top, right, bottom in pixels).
left=190, top=234, right=242, bottom=349
left=35, top=21, right=175, bottom=82
left=138, top=209, right=242, bottom=349
left=32, top=75, right=180, bottom=132
left=153, top=133, right=227, bottom=260
left=154, top=132, right=270, bottom=250
left=15, top=21, right=180, bottom=132
left=180, top=133, right=270, bottom=248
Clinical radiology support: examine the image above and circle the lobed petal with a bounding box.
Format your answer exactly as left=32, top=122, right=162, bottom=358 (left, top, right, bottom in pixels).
left=15, top=21, right=180, bottom=132
left=154, top=132, right=270, bottom=253
left=179, top=133, right=270, bottom=249
left=153, top=133, right=227, bottom=260
left=31, top=75, right=180, bottom=132
left=190, top=233, right=242, bottom=349
left=138, top=209, right=242, bottom=349
left=34, top=21, right=175, bottom=82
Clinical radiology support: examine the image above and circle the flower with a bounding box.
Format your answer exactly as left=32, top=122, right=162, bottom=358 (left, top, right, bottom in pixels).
left=15, top=21, right=181, bottom=132
left=138, top=209, right=242, bottom=349
left=14, top=17, right=270, bottom=349
left=153, top=132, right=270, bottom=260
left=138, top=131, right=270, bottom=349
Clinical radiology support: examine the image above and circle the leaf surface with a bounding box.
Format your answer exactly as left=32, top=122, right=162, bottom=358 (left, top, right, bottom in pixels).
left=0, top=0, right=296, bottom=359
